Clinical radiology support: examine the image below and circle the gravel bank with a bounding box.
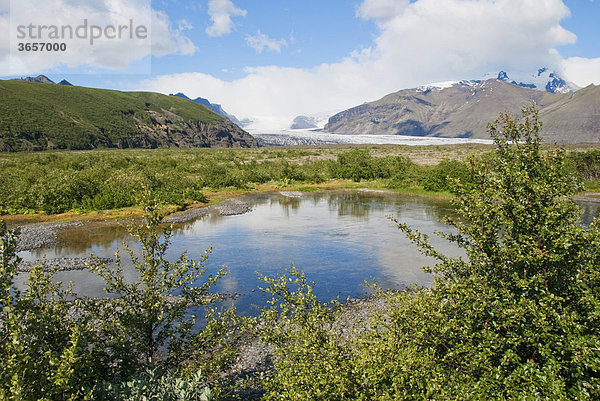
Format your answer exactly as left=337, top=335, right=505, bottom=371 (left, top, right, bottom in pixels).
left=214, top=199, right=252, bottom=216
left=16, top=222, right=83, bottom=252
left=162, top=199, right=252, bottom=224
left=17, top=257, right=113, bottom=273
left=279, top=191, right=303, bottom=198
left=162, top=206, right=210, bottom=224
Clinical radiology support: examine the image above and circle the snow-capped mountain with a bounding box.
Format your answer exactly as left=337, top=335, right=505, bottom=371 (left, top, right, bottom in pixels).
left=416, top=80, right=480, bottom=92
left=414, top=68, right=578, bottom=95
left=483, top=68, right=578, bottom=94
left=324, top=77, right=599, bottom=144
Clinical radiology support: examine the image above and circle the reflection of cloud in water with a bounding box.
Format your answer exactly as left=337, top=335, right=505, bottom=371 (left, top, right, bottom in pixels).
left=218, top=272, right=239, bottom=296
left=19, top=191, right=589, bottom=315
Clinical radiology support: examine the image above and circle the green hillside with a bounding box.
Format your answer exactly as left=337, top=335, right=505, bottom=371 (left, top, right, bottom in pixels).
left=0, top=81, right=256, bottom=151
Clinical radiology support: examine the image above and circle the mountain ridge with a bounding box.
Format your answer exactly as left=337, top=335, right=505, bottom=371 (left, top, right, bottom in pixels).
left=12, top=74, right=72, bottom=86
left=169, top=92, right=247, bottom=127
left=324, top=79, right=599, bottom=144
left=0, top=81, right=257, bottom=151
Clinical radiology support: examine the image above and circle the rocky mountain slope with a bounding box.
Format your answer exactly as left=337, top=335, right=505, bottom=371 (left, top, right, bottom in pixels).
left=13, top=74, right=72, bottom=86
left=290, top=115, right=319, bottom=129
left=324, top=79, right=599, bottom=144
left=490, top=68, right=578, bottom=94
left=170, top=92, right=248, bottom=127
left=0, top=81, right=257, bottom=151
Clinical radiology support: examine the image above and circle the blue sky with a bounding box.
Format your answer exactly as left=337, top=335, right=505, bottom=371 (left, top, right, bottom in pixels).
left=1, top=0, right=599, bottom=128
left=559, top=0, right=599, bottom=58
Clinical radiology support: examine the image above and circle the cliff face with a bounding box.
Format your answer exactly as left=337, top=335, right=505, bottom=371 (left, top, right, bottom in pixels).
left=130, top=111, right=258, bottom=149
left=325, top=80, right=600, bottom=144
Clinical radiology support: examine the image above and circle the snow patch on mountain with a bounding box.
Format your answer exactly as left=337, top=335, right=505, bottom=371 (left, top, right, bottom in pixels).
left=482, top=68, right=579, bottom=94
left=416, top=80, right=480, bottom=92
left=413, top=68, right=578, bottom=95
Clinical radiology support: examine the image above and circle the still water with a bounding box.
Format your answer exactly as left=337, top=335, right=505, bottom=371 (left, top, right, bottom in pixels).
left=17, top=191, right=600, bottom=315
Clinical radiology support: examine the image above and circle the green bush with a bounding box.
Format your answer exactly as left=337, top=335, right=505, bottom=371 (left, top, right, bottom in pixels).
left=0, top=146, right=476, bottom=215
left=257, top=267, right=352, bottom=400
left=0, top=222, right=96, bottom=400
left=87, top=200, right=227, bottom=367
left=334, top=148, right=376, bottom=181
left=99, top=368, right=213, bottom=401
left=31, top=169, right=102, bottom=214
left=256, top=107, right=600, bottom=400
left=422, top=159, right=470, bottom=192
left=393, top=106, right=600, bottom=398
left=0, top=202, right=231, bottom=400
left=567, top=149, right=600, bottom=181
left=82, top=170, right=149, bottom=211
left=332, top=149, right=417, bottom=184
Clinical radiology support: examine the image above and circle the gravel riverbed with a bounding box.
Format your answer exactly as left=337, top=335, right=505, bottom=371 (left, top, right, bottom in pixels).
left=16, top=222, right=83, bottom=252
left=16, top=257, right=113, bottom=273
left=162, top=199, right=252, bottom=224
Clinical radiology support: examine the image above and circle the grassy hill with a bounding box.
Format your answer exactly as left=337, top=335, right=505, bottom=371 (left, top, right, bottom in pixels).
left=0, top=81, right=257, bottom=151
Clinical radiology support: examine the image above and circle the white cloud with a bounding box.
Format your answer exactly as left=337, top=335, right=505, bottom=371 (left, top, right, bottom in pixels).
left=245, top=30, right=288, bottom=53
left=152, top=10, right=197, bottom=57
left=561, top=57, right=600, bottom=86
left=365, top=0, right=575, bottom=85
left=205, top=0, right=246, bottom=37
left=136, top=0, right=595, bottom=129
left=356, top=0, right=410, bottom=24
left=0, top=0, right=195, bottom=75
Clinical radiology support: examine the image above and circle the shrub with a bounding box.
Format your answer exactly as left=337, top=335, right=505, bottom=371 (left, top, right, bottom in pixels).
left=256, top=107, right=600, bottom=400
left=422, top=159, right=470, bottom=192
left=99, top=368, right=213, bottom=401
left=393, top=106, right=600, bottom=398
left=0, top=222, right=95, bottom=400
left=257, top=267, right=352, bottom=400
left=334, top=148, right=376, bottom=181
left=87, top=200, right=227, bottom=367
left=567, top=149, right=600, bottom=181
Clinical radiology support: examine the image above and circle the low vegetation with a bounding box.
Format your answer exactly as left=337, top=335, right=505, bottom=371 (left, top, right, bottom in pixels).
left=0, top=202, right=235, bottom=400
left=252, top=106, right=600, bottom=400
left=1, top=142, right=599, bottom=217
left=1, top=108, right=599, bottom=400
left=0, top=81, right=230, bottom=151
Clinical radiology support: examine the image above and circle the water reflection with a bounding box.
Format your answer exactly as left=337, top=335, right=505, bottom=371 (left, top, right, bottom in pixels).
left=579, top=201, right=600, bottom=226
left=15, top=191, right=600, bottom=316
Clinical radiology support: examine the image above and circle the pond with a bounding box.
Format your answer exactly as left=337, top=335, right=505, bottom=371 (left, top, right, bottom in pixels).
left=16, top=191, right=600, bottom=315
